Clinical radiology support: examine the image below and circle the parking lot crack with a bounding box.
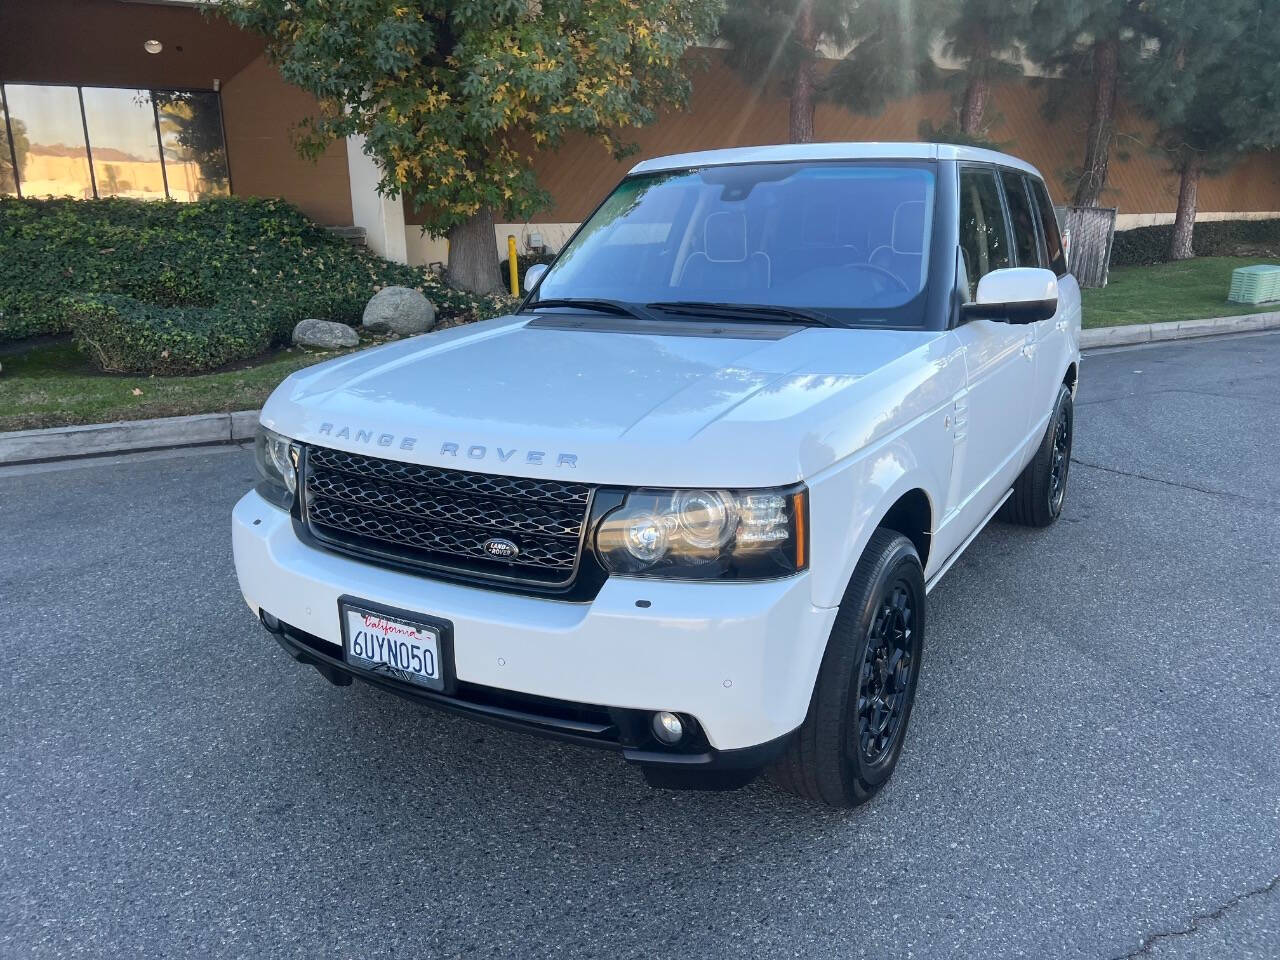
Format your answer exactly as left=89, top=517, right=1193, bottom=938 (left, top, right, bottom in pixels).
left=1071, top=458, right=1280, bottom=508
left=1107, top=873, right=1280, bottom=959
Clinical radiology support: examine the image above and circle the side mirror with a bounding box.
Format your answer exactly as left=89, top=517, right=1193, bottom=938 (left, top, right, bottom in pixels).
left=523, top=263, right=548, bottom=292
left=962, top=267, right=1058, bottom=324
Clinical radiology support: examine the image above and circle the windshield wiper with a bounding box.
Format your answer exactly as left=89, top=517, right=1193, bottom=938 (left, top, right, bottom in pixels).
left=647, top=301, right=838, bottom=327
left=524, top=298, right=655, bottom=322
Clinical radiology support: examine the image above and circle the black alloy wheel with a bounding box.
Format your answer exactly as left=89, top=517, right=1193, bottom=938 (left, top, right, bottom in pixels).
left=854, top=579, right=918, bottom=767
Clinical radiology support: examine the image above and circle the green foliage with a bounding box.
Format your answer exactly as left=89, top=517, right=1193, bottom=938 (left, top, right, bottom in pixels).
left=0, top=196, right=512, bottom=371
left=220, top=0, right=721, bottom=236
left=1128, top=0, right=1280, bottom=173
left=718, top=0, right=938, bottom=113
left=1110, top=219, right=1280, bottom=267
left=66, top=295, right=275, bottom=376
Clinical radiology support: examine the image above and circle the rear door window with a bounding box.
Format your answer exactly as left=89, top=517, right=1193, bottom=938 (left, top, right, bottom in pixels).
left=1000, top=170, right=1043, bottom=268
left=1028, top=177, right=1068, bottom=276
left=958, top=166, right=1011, bottom=300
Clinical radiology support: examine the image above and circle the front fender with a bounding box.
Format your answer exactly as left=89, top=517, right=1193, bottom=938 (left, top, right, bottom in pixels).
left=805, top=432, right=946, bottom=610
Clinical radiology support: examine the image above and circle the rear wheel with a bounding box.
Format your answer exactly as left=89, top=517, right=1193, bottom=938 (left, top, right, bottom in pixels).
left=769, top=529, right=925, bottom=807
left=1001, top=383, right=1074, bottom=527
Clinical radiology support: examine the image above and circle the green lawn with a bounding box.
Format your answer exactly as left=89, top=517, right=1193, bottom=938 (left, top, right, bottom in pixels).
left=0, top=340, right=352, bottom=433
left=1082, top=256, right=1280, bottom=328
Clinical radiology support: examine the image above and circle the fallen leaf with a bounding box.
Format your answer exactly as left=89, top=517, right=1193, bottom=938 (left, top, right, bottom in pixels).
left=131, top=388, right=143, bottom=396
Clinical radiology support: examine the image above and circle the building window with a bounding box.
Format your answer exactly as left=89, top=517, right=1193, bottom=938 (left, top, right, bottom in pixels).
left=82, top=87, right=166, bottom=199
left=0, top=82, right=229, bottom=201
left=3, top=84, right=94, bottom=199
left=154, top=91, right=230, bottom=200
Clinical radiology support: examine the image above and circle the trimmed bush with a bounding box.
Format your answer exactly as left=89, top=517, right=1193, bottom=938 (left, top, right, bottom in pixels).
left=0, top=196, right=513, bottom=372
left=67, top=295, right=276, bottom=375
left=1111, top=217, right=1280, bottom=267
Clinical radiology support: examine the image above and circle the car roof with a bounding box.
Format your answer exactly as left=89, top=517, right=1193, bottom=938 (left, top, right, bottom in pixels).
left=628, top=141, right=1044, bottom=181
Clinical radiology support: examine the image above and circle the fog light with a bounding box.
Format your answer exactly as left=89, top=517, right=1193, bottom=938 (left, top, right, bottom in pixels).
left=652, top=711, right=684, bottom=744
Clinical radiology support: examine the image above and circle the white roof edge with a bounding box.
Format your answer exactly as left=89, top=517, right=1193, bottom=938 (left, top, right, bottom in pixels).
left=628, top=142, right=1043, bottom=180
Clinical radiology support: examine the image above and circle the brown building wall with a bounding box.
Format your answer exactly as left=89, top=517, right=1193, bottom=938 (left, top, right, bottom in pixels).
left=219, top=53, right=352, bottom=226
left=522, top=51, right=1280, bottom=224
left=0, top=0, right=352, bottom=225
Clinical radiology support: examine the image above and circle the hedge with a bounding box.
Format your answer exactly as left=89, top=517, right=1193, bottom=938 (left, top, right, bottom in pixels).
left=0, top=196, right=512, bottom=372
left=67, top=295, right=278, bottom=375
left=1111, top=217, right=1280, bottom=267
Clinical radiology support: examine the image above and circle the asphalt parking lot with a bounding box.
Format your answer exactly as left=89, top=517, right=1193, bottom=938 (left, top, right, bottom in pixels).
left=3, top=331, right=1278, bottom=959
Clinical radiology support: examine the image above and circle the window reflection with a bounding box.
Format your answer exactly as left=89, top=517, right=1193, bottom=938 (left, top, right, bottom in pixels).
left=4, top=84, right=94, bottom=198
left=1, top=92, right=20, bottom=196
left=155, top=91, right=229, bottom=200
left=82, top=87, right=166, bottom=200
left=0, top=83, right=229, bottom=202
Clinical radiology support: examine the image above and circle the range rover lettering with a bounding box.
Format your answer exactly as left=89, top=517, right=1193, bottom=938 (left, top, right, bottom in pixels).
left=234, top=142, right=1080, bottom=807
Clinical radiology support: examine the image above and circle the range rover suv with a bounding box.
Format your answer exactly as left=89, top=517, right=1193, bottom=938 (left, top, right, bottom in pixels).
left=234, top=143, right=1080, bottom=807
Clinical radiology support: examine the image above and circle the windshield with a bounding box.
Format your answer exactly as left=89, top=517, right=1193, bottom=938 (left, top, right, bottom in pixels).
left=531, top=161, right=937, bottom=326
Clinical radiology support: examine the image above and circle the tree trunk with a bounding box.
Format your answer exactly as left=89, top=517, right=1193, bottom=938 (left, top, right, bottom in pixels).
left=960, top=74, right=990, bottom=138
left=1168, top=156, right=1201, bottom=261
left=446, top=207, right=503, bottom=295
left=1072, top=37, right=1119, bottom=208
left=789, top=0, right=816, bottom=144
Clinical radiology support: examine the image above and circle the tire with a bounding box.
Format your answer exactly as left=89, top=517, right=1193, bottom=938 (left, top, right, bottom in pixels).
left=769, top=528, right=925, bottom=807
left=1000, top=383, right=1074, bottom=528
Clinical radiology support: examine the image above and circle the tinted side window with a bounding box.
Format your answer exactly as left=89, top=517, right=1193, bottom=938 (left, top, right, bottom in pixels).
left=1000, top=170, right=1042, bottom=268
left=958, top=166, right=1011, bottom=299
left=1029, top=177, right=1068, bottom=275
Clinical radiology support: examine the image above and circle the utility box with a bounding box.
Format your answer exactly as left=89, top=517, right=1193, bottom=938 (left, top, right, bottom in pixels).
left=1228, top=265, right=1280, bottom=305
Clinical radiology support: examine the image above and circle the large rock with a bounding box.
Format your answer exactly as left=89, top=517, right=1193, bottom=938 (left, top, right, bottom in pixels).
left=362, top=285, right=436, bottom=335
left=292, top=318, right=359, bottom=350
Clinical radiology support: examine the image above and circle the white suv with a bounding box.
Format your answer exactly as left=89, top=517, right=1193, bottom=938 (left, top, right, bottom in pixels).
left=234, top=142, right=1080, bottom=807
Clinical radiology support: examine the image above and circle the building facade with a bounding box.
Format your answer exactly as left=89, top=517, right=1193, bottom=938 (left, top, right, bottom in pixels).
left=4, top=0, right=1279, bottom=267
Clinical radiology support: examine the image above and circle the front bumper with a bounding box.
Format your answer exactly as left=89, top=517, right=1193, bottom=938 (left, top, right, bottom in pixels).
left=233, top=490, right=836, bottom=766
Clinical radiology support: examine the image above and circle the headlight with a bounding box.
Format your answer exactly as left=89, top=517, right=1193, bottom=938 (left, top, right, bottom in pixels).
left=254, top=426, right=299, bottom=509
left=595, top=485, right=807, bottom=580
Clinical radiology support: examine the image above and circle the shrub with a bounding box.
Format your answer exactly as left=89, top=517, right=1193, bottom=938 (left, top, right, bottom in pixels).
left=0, top=196, right=514, bottom=372
left=67, top=295, right=276, bottom=375
left=1111, top=217, right=1280, bottom=267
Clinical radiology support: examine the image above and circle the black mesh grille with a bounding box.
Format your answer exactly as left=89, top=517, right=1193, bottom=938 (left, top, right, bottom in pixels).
left=303, top=445, right=591, bottom=585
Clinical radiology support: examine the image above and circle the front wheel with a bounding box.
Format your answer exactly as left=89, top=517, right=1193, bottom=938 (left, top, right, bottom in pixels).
left=769, top=529, right=925, bottom=807
left=1001, top=383, right=1074, bottom=527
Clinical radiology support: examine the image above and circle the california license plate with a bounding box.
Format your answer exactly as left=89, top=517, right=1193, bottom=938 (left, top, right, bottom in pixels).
left=341, top=601, right=445, bottom=691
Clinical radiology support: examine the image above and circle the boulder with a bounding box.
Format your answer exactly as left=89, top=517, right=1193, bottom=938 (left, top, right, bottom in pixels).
left=292, top=318, right=360, bottom=350
left=362, top=285, right=436, bottom=335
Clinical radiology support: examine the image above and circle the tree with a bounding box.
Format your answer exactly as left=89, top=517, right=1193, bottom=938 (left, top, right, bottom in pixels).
left=935, top=0, right=1032, bottom=143
left=1, top=117, right=30, bottom=195
left=1128, top=0, right=1280, bottom=260
left=1024, top=0, right=1163, bottom=207
left=222, top=0, right=721, bottom=293
left=718, top=0, right=939, bottom=144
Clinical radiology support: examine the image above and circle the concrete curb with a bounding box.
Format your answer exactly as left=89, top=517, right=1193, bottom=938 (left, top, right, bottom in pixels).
left=0, top=409, right=260, bottom=465
left=1079, top=309, right=1280, bottom=349
left=3, top=310, right=1278, bottom=465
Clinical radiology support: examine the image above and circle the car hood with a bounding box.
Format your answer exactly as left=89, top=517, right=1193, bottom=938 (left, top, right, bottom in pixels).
left=261, top=314, right=959, bottom=487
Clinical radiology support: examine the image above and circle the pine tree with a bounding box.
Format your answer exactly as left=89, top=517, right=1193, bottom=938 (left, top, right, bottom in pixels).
left=718, top=0, right=939, bottom=144
left=936, top=0, right=1032, bottom=143
left=1129, top=0, right=1280, bottom=259
left=1024, top=0, right=1163, bottom=207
